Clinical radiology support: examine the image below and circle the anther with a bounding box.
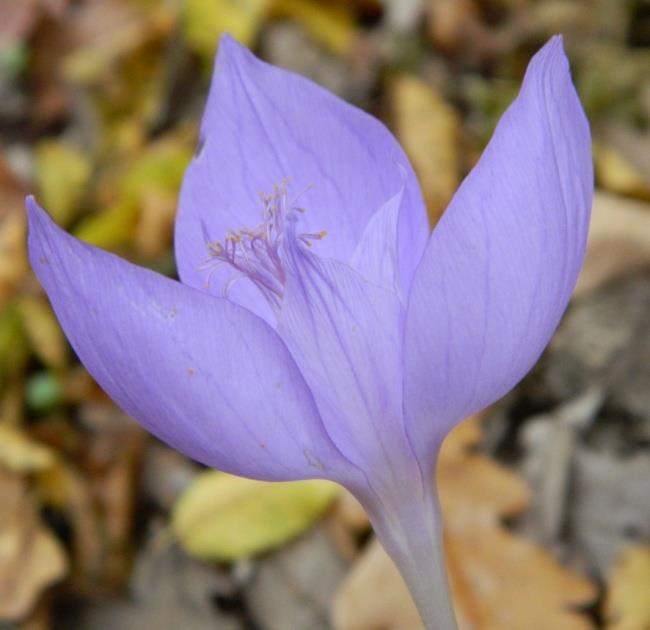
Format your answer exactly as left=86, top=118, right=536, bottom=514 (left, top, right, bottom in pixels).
left=201, top=181, right=325, bottom=311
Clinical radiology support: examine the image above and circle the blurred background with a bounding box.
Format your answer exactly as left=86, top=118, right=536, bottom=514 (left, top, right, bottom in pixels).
left=0, top=0, right=649, bottom=628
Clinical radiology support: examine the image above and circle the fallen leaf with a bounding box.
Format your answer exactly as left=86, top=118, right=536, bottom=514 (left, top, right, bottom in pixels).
left=62, top=528, right=241, bottom=630
left=0, top=469, right=67, bottom=621
left=183, top=0, right=271, bottom=63
left=76, top=136, right=191, bottom=253
left=333, top=417, right=595, bottom=629
left=0, top=424, right=55, bottom=474
left=35, top=140, right=92, bottom=227
left=594, top=142, right=650, bottom=201
left=172, top=471, right=340, bottom=561
left=74, top=199, right=138, bottom=250
left=0, top=209, right=27, bottom=309
left=0, top=0, right=40, bottom=48
left=0, top=154, right=28, bottom=308
left=26, top=371, right=63, bottom=412
left=36, top=461, right=105, bottom=588
left=272, top=0, right=357, bottom=56
left=427, top=0, right=480, bottom=52
left=570, top=449, right=650, bottom=578
left=575, top=192, right=650, bottom=298
left=438, top=445, right=530, bottom=531
left=391, top=75, right=460, bottom=226
left=0, top=306, right=29, bottom=389
left=129, top=138, right=193, bottom=256
left=332, top=539, right=422, bottom=630
left=604, top=545, right=650, bottom=630
left=62, top=1, right=174, bottom=85
left=445, top=525, right=595, bottom=630
left=17, top=296, right=68, bottom=370
left=334, top=489, right=368, bottom=532
left=245, top=525, right=349, bottom=630
left=520, top=389, right=604, bottom=544
left=438, top=414, right=530, bottom=532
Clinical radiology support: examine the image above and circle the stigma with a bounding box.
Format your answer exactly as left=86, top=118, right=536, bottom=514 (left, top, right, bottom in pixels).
left=201, top=180, right=325, bottom=310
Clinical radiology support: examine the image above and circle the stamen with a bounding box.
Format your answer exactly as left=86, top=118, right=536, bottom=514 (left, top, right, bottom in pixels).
left=201, top=180, right=325, bottom=310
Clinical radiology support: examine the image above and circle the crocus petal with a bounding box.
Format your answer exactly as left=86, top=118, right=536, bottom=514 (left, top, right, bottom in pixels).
left=277, top=234, right=418, bottom=491
left=350, top=179, right=403, bottom=297
left=27, top=197, right=355, bottom=482
left=175, top=34, right=428, bottom=321
left=403, top=36, right=593, bottom=465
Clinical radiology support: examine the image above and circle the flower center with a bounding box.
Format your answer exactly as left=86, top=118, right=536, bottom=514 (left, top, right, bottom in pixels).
left=202, top=180, right=325, bottom=310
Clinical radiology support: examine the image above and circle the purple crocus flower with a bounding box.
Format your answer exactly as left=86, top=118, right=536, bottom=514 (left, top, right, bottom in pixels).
left=27, top=34, right=591, bottom=628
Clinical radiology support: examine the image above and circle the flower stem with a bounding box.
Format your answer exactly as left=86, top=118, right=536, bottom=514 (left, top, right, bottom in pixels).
left=363, top=485, right=458, bottom=630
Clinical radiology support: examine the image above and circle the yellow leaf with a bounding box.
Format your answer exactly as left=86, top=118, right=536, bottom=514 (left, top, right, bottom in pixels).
left=172, top=471, right=339, bottom=561
left=16, top=296, right=68, bottom=370
left=77, top=137, right=192, bottom=251
left=74, top=199, right=137, bottom=249
left=594, top=143, right=650, bottom=201
left=391, top=75, right=460, bottom=226
left=183, top=0, right=271, bottom=62
left=126, top=139, right=193, bottom=255
left=604, top=545, right=650, bottom=630
left=0, top=425, right=55, bottom=474
left=272, top=0, right=356, bottom=56
left=35, top=141, right=91, bottom=227
left=0, top=306, right=28, bottom=387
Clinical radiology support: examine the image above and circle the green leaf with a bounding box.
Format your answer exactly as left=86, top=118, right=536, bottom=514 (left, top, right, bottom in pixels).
left=172, top=471, right=339, bottom=561
left=26, top=372, right=62, bottom=412
left=0, top=306, right=28, bottom=389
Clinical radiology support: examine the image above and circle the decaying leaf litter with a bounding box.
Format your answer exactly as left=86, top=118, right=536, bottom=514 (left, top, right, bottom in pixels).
left=0, top=0, right=649, bottom=628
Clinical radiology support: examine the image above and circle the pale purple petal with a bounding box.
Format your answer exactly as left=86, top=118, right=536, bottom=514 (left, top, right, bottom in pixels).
left=27, top=197, right=354, bottom=482
left=403, top=36, right=593, bottom=465
left=350, top=177, right=404, bottom=297
left=175, top=35, right=427, bottom=322
left=277, top=232, right=415, bottom=475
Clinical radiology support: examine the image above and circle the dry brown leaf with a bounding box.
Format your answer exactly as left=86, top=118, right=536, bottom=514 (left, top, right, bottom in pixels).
left=0, top=156, right=28, bottom=308
left=0, top=469, right=67, bottom=622
left=438, top=450, right=530, bottom=531
left=328, top=489, right=371, bottom=560
left=604, top=545, right=650, bottom=630
left=575, top=192, right=650, bottom=298
left=62, top=1, right=174, bottom=85
left=334, top=489, right=369, bottom=532
left=332, top=538, right=423, bottom=630
left=427, top=0, right=480, bottom=52
left=333, top=417, right=595, bottom=629
left=34, top=407, right=147, bottom=596
left=0, top=0, right=42, bottom=46
left=134, top=187, right=178, bottom=257
left=446, top=526, right=595, bottom=629
left=391, top=75, right=460, bottom=226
